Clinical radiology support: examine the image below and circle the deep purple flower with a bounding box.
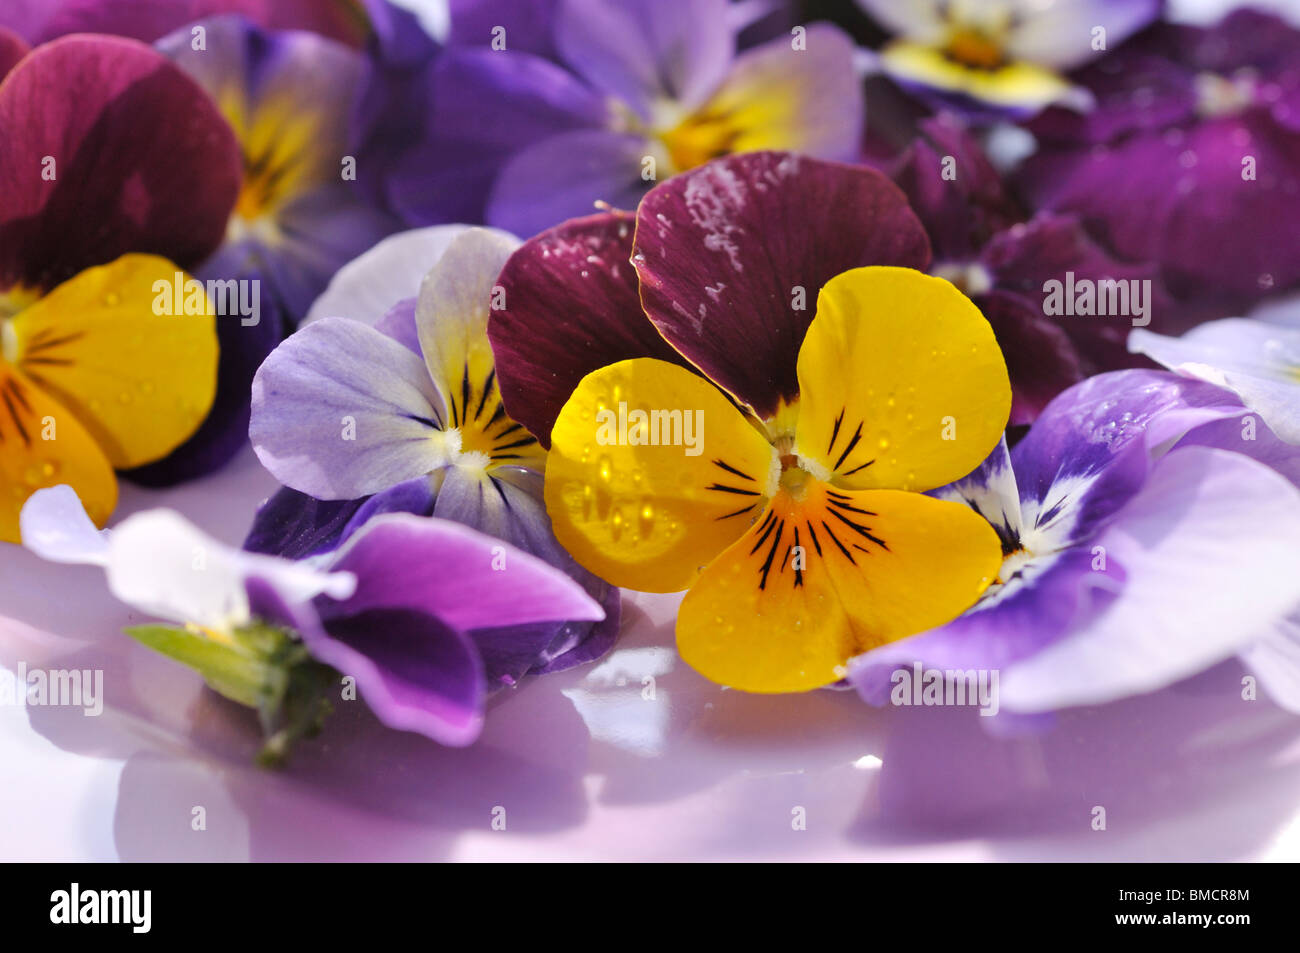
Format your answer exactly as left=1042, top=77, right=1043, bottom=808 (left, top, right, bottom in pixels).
left=1023, top=9, right=1300, bottom=309
left=382, top=0, right=863, bottom=237
left=892, top=114, right=1174, bottom=424
left=850, top=369, right=1300, bottom=715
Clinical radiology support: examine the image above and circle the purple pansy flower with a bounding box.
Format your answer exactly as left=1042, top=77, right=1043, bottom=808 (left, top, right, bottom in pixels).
left=247, top=226, right=621, bottom=687
left=1022, top=8, right=1300, bottom=309
left=383, top=0, right=863, bottom=237
left=892, top=114, right=1174, bottom=424
left=127, top=14, right=402, bottom=486
left=20, top=484, right=604, bottom=754
left=849, top=368, right=1300, bottom=715
left=855, top=0, right=1158, bottom=119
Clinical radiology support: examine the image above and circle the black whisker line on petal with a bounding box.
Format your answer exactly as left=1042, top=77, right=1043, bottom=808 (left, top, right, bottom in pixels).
left=712, top=458, right=755, bottom=481
left=489, top=475, right=510, bottom=507
left=828, top=407, right=844, bottom=455
left=750, top=513, right=779, bottom=555
left=459, top=364, right=471, bottom=426
left=805, top=521, right=822, bottom=557
left=821, top=520, right=856, bottom=565
left=706, top=483, right=760, bottom=496
left=715, top=503, right=757, bottom=521
left=828, top=497, right=876, bottom=516
left=2, top=390, right=28, bottom=448
left=403, top=413, right=442, bottom=430
left=828, top=507, right=888, bottom=550
left=758, top=520, right=784, bottom=591
left=833, top=421, right=863, bottom=471
left=475, top=369, right=495, bottom=419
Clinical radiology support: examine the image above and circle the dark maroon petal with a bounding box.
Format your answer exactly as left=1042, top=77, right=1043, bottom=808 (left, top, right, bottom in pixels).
left=0, top=25, right=27, bottom=77
left=982, top=214, right=1169, bottom=389
left=632, top=151, right=931, bottom=418
left=0, top=35, right=241, bottom=293
left=977, top=290, right=1085, bottom=426
left=490, top=210, right=697, bottom=446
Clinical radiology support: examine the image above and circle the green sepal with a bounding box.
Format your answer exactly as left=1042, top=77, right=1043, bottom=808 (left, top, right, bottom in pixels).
left=124, top=621, right=336, bottom=767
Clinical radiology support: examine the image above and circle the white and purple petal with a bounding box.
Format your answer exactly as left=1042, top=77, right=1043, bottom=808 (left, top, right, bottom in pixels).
left=555, top=0, right=733, bottom=118
left=1000, top=447, right=1300, bottom=711
left=304, top=225, right=514, bottom=328
left=1130, top=318, right=1300, bottom=444
left=250, top=318, right=453, bottom=499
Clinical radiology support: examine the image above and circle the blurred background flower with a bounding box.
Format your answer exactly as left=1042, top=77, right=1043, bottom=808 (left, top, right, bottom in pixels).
left=0, top=35, right=240, bottom=541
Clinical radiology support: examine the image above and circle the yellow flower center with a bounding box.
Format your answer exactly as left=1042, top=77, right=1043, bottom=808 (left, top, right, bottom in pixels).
left=659, top=108, right=741, bottom=174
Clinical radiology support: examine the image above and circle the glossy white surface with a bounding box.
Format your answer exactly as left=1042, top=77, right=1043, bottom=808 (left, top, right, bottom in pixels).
left=2, top=448, right=1299, bottom=861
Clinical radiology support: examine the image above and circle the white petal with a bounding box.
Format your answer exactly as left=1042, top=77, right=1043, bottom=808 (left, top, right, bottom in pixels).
left=1130, top=319, right=1300, bottom=443
left=106, top=510, right=252, bottom=630
left=415, top=227, right=520, bottom=400
left=1240, top=611, right=1300, bottom=713
left=304, top=225, right=517, bottom=327
left=105, top=510, right=355, bottom=631
left=18, top=485, right=109, bottom=565
left=1001, top=447, right=1300, bottom=711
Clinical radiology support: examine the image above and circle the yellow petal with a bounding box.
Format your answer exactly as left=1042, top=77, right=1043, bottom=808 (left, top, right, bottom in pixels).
left=545, top=358, right=779, bottom=593
left=677, top=476, right=1001, bottom=693
left=11, top=254, right=218, bottom=468
left=793, top=266, right=1010, bottom=492
left=0, top=366, right=116, bottom=544
left=880, top=41, right=1076, bottom=110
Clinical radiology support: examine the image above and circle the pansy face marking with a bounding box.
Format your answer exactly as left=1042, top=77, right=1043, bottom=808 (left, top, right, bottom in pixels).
left=545, top=267, right=1012, bottom=693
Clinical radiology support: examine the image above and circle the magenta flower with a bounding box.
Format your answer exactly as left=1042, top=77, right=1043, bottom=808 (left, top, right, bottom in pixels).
left=1023, top=9, right=1300, bottom=310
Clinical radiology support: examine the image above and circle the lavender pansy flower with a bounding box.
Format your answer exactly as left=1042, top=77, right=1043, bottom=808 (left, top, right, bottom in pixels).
left=855, top=0, right=1158, bottom=118
left=20, top=484, right=604, bottom=757
left=1023, top=9, right=1300, bottom=307
left=849, top=369, right=1300, bottom=714
left=384, top=0, right=862, bottom=237
left=248, top=226, right=621, bottom=686
left=127, top=15, right=401, bottom=487
left=1131, top=314, right=1300, bottom=444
